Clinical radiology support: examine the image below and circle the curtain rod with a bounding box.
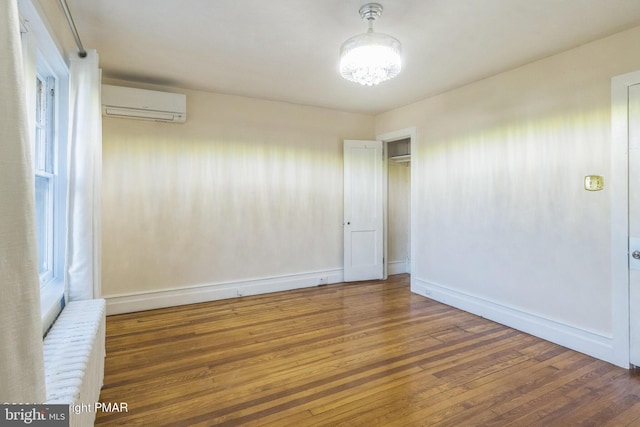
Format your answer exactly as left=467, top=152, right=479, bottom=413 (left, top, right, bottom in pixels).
left=59, top=0, right=87, bottom=58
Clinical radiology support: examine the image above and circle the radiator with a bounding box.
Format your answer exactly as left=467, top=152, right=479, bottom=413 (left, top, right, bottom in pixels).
left=43, top=298, right=106, bottom=427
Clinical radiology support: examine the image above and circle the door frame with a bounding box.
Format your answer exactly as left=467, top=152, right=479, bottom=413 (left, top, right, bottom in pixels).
left=611, top=71, right=640, bottom=368
left=377, top=127, right=417, bottom=279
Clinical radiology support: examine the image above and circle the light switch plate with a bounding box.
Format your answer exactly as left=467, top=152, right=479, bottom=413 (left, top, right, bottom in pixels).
left=584, top=175, right=604, bottom=191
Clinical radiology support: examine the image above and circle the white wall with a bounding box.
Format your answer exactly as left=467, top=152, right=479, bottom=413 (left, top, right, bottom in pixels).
left=375, top=25, right=640, bottom=366
left=102, top=82, right=373, bottom=311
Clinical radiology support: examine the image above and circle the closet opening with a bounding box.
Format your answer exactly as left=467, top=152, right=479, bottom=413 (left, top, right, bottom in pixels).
left=385, top=136, right=411, bottom=278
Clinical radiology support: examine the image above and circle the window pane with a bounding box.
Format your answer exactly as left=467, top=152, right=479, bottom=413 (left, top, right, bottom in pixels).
left=35, top=75, right=55, bottom=173
left=44, top=76, right=55, bottom=173
left=36, top=77, right=43, bottom=124
left=35, top=174, right=51, bottom=275
left=35, top=126, right=45, bottom=171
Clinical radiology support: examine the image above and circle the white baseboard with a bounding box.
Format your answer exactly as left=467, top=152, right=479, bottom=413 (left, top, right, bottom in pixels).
left=411, top=277, right=622, bottom=367
left=104, top=269, right=344, bottom=315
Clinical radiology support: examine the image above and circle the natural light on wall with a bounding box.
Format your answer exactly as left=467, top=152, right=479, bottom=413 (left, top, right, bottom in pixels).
left=339, top=3, right=402, bottom=86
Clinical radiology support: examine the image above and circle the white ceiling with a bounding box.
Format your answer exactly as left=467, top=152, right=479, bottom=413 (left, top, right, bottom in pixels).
left=44, top=0, right=640, bottom=114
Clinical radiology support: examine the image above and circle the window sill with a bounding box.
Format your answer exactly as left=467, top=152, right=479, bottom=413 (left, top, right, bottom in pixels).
left=40, top=279, right=64, bottom=337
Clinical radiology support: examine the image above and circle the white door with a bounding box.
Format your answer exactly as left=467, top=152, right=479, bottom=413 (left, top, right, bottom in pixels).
left=629, top=84, right=640, bottom=366
left=343, top=140, right=384, bottom=282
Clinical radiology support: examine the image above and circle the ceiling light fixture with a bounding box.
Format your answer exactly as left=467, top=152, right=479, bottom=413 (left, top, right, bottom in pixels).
left=339, top=3, right=402, bottom=86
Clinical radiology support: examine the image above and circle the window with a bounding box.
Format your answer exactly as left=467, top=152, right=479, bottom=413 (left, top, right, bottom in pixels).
left=34, top=70, right=56, bottom=284
left=19, top=1, right=71, bottom=333
left=33, top=53, right=68, bottom=334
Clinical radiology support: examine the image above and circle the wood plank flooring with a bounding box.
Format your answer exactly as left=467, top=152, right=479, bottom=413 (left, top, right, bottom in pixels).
left=95, top=275, right=640, bottom=426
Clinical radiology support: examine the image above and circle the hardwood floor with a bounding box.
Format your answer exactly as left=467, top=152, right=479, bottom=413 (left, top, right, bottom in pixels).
left=95, top=275, right=640, bottom=426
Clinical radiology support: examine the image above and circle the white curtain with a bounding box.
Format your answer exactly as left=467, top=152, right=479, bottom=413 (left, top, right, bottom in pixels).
left=66, top=50, right=102, bottom=301
left=0, top=0, right=45, bottom=403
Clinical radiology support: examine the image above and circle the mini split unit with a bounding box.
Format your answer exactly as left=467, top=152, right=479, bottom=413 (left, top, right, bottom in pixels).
left=101, top=84, right=187, bottom=123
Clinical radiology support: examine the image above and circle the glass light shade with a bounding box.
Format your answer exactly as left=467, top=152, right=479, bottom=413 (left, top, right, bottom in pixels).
left=340, top=31, right=402, bottom=86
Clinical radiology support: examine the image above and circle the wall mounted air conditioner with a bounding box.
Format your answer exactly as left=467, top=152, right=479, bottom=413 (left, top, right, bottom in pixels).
left=101, top=84, right=186, bottom=123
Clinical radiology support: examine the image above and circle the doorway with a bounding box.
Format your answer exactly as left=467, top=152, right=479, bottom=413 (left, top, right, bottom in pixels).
left=611, top=71, right=640, bottom=368
left=625, top=81, right=640, bottom=368
left=379, top=127, right=416, bottom=279
left=386, top=137, right=411, bottom=277
left=342, top=128, right=416, bottom=283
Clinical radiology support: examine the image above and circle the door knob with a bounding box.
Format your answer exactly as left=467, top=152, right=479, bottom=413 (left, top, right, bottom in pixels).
left=633, top=251, right=640, bottom=260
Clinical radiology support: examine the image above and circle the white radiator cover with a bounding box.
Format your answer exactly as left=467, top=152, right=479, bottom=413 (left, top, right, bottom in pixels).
left=43, top=299, right=106, bottom=427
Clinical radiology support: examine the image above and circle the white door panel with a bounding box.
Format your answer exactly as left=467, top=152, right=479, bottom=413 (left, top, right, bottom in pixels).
left=629, top=83, right=640, bottom=366
left=344, top=140, right=384, bottom=282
